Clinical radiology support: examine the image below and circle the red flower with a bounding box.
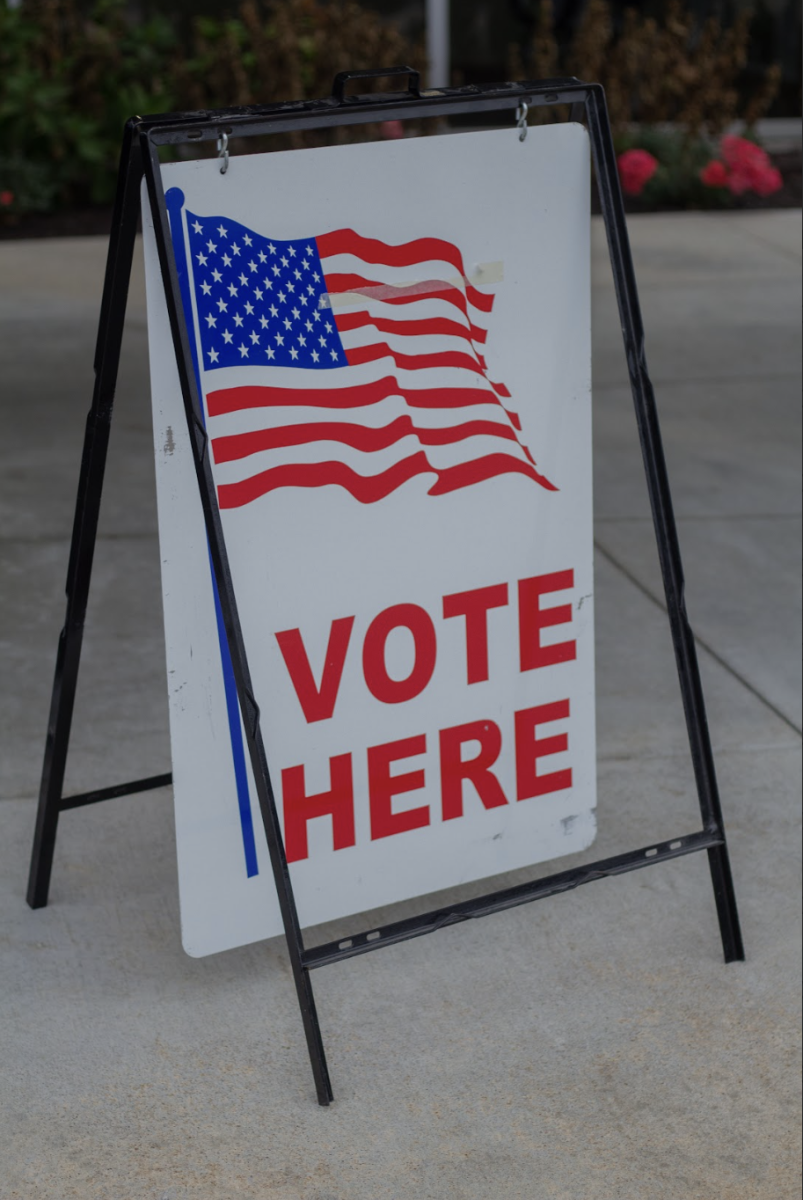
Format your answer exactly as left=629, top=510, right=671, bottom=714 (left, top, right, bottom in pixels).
left=617, top=149, right=659, bottom=196
left=0, top=190, right=13, bottom=207
left=700, top=160, right=729, bottom=188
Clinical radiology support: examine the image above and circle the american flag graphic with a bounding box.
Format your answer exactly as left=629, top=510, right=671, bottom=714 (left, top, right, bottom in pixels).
left=182, top=210, right=557, bottom=508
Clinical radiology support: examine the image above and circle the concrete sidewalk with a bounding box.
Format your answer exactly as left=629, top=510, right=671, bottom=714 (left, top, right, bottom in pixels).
left=1, top=210, right=800, bottom=1200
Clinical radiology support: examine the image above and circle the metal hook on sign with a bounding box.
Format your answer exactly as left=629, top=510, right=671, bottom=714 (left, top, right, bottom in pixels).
left=516, top=101, right=528, bottom=142
left=217, top=130, right=229, bottom=175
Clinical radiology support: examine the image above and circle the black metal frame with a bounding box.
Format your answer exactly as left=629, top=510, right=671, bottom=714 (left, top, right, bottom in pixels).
left=26, top=71, right=744, bottom=1106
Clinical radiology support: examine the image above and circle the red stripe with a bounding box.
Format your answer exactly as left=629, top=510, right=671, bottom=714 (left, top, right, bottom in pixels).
left=217, top=450, right=557, bottom=508
left=207, top=377, right=511, bottom=417
left=317, top=228, right=467, bottom=274
left=316, top=229, right=493, bottom=312
left=346, top=341, right=487, bottom=378
left=212, top=416, right=521, bottom=464
left=217, top=453, right=434, bottom=508
left=428, top=454, right=558, bottom=495
left=324, top=272, right=493, bottom=316
left=334, top=308, right=487, bottom=346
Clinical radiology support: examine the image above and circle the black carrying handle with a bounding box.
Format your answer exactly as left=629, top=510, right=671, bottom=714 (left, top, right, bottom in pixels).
left=332, top=66, right=421, bottom=104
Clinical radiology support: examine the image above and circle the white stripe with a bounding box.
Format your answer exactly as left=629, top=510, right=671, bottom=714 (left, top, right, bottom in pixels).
left=211, top=432, right=530, bottom=489
left=207, top=397, right=517, bottom=439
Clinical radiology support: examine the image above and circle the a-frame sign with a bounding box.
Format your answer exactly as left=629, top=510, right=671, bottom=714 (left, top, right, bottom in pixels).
left=27, top=71, right=744, bottom=1106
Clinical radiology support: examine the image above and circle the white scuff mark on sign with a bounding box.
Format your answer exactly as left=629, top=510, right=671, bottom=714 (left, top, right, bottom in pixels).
left=320, top=261, right=505, bottom=309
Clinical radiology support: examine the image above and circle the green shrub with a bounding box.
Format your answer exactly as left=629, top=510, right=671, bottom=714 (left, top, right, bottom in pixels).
left=0, top=0, right=423, bottom=215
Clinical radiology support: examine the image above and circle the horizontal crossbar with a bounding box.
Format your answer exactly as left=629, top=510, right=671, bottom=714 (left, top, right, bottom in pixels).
left=302, top=830, right=722, bottom=970
left=143, top=79, right=590, bottom=146
left=59, top=773, right=173, bottom=811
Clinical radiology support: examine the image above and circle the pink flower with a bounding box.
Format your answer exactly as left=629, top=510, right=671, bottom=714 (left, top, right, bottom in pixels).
left=0, top=190, right=13, bottom=207
left=753, top=166, right=783, bottom=197
left=720, top=135, right=783, bottom=197
left=700, top=160, right=729, bottom=188
left=721, top=134, right=769, bottom=172
left=617, top=149, right=659, bottom=197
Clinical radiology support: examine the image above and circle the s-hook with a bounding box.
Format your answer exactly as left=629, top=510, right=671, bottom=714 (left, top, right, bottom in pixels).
left=516, top=101, right=529, bottom=142
left=217, top=130, right=229, bottom=174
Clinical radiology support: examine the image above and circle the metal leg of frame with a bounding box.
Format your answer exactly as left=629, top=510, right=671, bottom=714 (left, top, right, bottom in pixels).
left=585, top=87, right=744, bottom=964
left=140, top=140, right=334, bottom=1104
left=27, top=125, right=144, bottom=910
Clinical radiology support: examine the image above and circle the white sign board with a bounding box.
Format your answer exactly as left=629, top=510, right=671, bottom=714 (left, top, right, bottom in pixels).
left=143, top=123, right=596, bottom=958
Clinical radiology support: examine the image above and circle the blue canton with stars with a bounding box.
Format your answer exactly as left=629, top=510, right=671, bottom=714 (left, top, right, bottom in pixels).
left=186, top=212, right=347, bottom=372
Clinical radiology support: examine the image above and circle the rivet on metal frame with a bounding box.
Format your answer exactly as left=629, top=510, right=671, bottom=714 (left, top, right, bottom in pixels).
left=516, top=101, right=529, bottom=142
left=217, top=130, right=229, bottom=174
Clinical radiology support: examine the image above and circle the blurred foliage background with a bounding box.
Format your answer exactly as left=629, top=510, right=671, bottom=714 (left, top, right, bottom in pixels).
left=0, top=0, right=799, bottom=216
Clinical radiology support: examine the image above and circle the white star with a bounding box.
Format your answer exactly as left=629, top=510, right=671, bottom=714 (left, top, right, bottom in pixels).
left=243, top=234, right=252, bottom=247
left=233, top=313, right=244, bottom=327
left=305, top=245, right=313, bottom=255
left=283, top=318, right=292, bottom=330
left=313, top=271, right=320, bottom=282
left=245, top=302, right=254, bottom=315
left=216, top=298, right=228, bottom=312
left=212, top=269, right=222, bottom=283
left=272, top=264, right=281, bottom=277
left=280, top=256, right=289, bottom=268
left=217, top=225, right=228, bottom=237
left=260, top=315, right=269, bottom=328
left=275, top=333, right=284, bottom=346
left=238, top=272, right=248, bottom=286
left=278, top=291, right=286, bottom=303
left=305, top=319, right=313, bottom=331
left=289, top=245, right=297, bottom=257
left=294, top=269, right=302, bottom=280
left=298, top=334, right=306, bottom=347
left=196, top=252, right=208, bottom=266
left=204, top=313, right=217, bottom=327
left=286, top=282, right=295, bottom=294
left=269, top=305, right=278, bottom=318
left=206, top=240, right=217, bottom=253
left=307, top=285, right=315, bottom=296
left=254, top=288, right=263, bottom=301
left=238, top=343, right=249, bottom=358
left=292, top=307, right=300, bottom=319
left=319, top=335, right=327, bottom=347
left=222, top=254, right=232, bottom=267
left=300, top=295, right=308, bottom=307
left=311, top=349, right=319, bottom=363
left=301, top=259, right=310, bottom=270
left=232, top=243, right=241, bottom=256
left=290, top=346, right=299, bottom=360
left=313, top=310, right=320, bottom=322
left=266, top=346, right=275, bottom=359
left=258, top=250, right=267, bottom=263
left=248, top=260, right=258, bottom=273
left=250, top=331, right=260, bottom=344
left=268, top=242, right=276, bottom=254
left=208, top=347, right=219, bottom=363
left=201, top=281, right=212, bottom=295
left=325, top=321, right=332, bottom=333
left=192, top=221, right=203, bottom=234
left=228, top=284, right=238, bottom=297
left=222, top=329, right=233, bottom=344
left=330, top=349, right=338, bottom=360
